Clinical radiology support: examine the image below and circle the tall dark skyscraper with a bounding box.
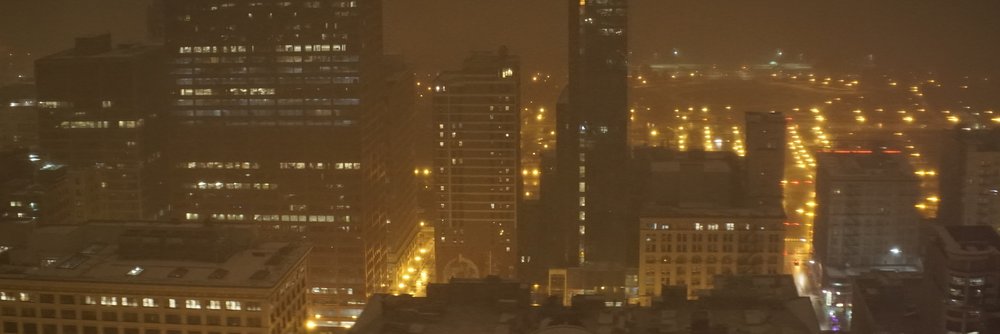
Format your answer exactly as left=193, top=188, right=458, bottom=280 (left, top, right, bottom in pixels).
left=744, top=111, right=787, bottom=208
left=35, top=35, right=168, bottom=222
left=555, top=0, right=629, bottom=266
left=432, top=48, right=520, bottom=281
left=162, top=0, right=386, bottom=326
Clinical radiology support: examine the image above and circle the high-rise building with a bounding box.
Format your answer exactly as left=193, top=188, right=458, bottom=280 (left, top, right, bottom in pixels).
left=744, top=111, right=786, bottom=208
left=940, top=129, right=1000, bottom=230
left=814, top=151, right=921, bottom=275
left=0, top=222, right=309, bottom=334
left=162, top=0, right=385, bottom=327
left=925, top=225, right=1000, bottom=334
left=432, top=48, right=520, bottom=281
left=555, top=0, right=629, bottom=267
left=34, top=35, right=168, bottom=222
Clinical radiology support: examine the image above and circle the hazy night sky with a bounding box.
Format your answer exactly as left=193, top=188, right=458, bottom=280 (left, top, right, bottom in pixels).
left=2, top=0, right=999, bottom=75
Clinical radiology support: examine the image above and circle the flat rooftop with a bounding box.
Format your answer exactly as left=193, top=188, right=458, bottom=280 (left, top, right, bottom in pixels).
left=641, top=203, right=785, bottom=219
left=0, top=222, right=308, bottom=288
left=817, top=151, right=915, bottom=182
left=944, top=225, right=1000, bottom=252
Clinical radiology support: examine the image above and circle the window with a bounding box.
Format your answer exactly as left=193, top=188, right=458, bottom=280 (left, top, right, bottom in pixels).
left=207, top=300, right=222, bottom=310
left=61, top=309, right=76, bottom=319
left=186, top=315, right=202, bottom=325
left=100, top=296, right=117, bottom=306
left=141, top=298, right=157, bottom=307
left=225, top=301, right=241, bottom=311
left=185, top=299, right=201, bottom=309
left=143, top=313, right=159, bottom=323
left=167, top=299, right=178, bottom=309
left=82, top=311, right=97, bottom=320
left=39, top=294, right=54, bottom=304
left=165, top=314, right=181, bottom=324
left=102, top=311, right=118, bottom=321
left=59, top=295, right=75, bottom=304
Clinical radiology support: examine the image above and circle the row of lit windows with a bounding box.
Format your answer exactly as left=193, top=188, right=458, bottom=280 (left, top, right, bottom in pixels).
left=176, top=120, right=356, bottom=127
left=174, top=98, right=347, bottom=106
left=184, top=214, right=353, bottom=223
left=178, top=162, right=260, bottom=170
left=648, top=223, right=768, bottom=231
left=0, top=293, right=259, bottom=312
left=178, top=45, right=248, bottom=54
left=56, top=120, right=143, bottom=129
left=185, top=182, right=278, bottom=190
left=274, top=44, right=346, bottom=53
left=279, top=162, right=359, bottom=170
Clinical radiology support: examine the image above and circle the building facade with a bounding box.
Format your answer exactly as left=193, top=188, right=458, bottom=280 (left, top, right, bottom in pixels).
left=0, top=222, right=309, bottom=334
left=432, top=48, right=520, bottom=281
left=555, top=0, right=630, bottom=267
left=925, top=225, right=1000, bottom=334
left=35, top=35, right=168, bottom=222
left=0, top=84, right=37, bottom=152
left=814, top=151, right=921, bottom=274
left=161, top=0, right=390, bottom=326
left=638, top=208, right=785, bottom=303
left=940, top=129, right=1000, bottom=230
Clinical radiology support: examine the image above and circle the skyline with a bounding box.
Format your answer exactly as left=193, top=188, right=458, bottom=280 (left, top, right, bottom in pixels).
left=3, top=1, right=1000, bottom=76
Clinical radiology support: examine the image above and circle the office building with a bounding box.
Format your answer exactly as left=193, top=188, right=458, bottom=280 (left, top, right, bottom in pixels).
left=35, top=35, right=168, bottom=222
left=940, top=129, right=1000, bottom=230
left=638, top=206, right=785, bottom=302
left=0, top=84, right=37, bottom=151
left=924, top=225, right=1000, bottom=334
left=814, top=151, right=921, bottom=276
left=0, top=152, right=73, bottom=226
left=432, top=48, right=520, bottom=280
left=0, top=222, right=309, bottom=334
left=162, top=0, right=388, bottom=326
left=555, top=0, right=629, bottom=267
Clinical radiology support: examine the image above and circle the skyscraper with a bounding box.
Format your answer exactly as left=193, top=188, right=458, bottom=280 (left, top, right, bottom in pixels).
left=555, top=0, right=629, bottom=266
left=162, top=0, right=385, bottom=326
left=744, top=111, right=786, bottom=208
left=432, top=48, right=520, bottom=280
left=35, top=34, right=168, bottom=222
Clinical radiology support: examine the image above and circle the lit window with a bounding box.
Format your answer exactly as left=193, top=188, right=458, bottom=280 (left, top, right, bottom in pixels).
left=225, top=300, right=242, bottom=310
left=127, top=266, right=144, bottom=276
left=167, top=298, right=178, bottom=309
left=142, top=298, right=158, bottom=307
left=579, top=182, right=586, bottom=193
left=695, top=223, right=703, bottom=231
left=100, top=296, right=117, bottom=306
left=725, top=223, right=735, bottom=231
left=186, top=299, right=201, bottom=309
left=208, top=300, right=222, bottom=310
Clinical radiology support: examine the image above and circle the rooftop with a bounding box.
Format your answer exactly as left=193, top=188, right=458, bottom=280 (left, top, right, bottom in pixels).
left=817, top=151, right=916, bottom=182
left=641, top=203, right=785, bottom=219
left=943, top=225, right=1000, bottom=253
left=0, top=221, right=308, bottom=288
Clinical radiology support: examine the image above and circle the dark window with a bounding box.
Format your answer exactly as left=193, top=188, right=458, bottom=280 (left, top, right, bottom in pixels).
left=103, top=328, right=119, bottom=334
left=166, top=330, right=182, bottom=334
left=226, top=317, right=241, bottom=326
left=23, top=323, right=38, bottom=334
left=39, top=294, right=55, bottom=304
left=2, top=322, right=18, bottom=334
left=21, top=307, right=36, bottom=317
left=124, top=329, right=139, bottom=334
left=59, top=295, right=76, bottom=304
left=143, top=330, right=160, bottom=334
left=187, top=315, right=202, bottom=325
left=63, top=325, right=79, bottom=334
left=206, top=315, right=221, bottom=326
left=40, top=308, right=56, bottom=318
left=123, top=312, right=138, bottom=322
left=82, top=310, right=97, bottom=320
left=143, top=313, right=160, bottom=323
left=0, top=307, right=14, bottom=316
left=83, top=326, right=98, bottom=334
left=102, top=311, right=118, bottom=321
left=42, top=324, right=57, bottom=334
left=61, top=309, right=77, bottom=319
left=247, top=316, right=262, bottom=327
left=165, top=314, right=181, bottom=324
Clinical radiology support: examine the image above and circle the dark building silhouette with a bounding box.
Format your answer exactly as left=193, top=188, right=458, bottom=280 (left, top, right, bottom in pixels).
left=162, top=0, right=394, bottom=327
left=744, top=111, right=786, bottom=207
left=925, top=225, right=1000, bottom=333
left=432, top=48, right=520, bottom=280
left=35, top=35, right=168, bottom=222
left=0, top=84, right=38, bottom=151
left=555, top=0, right=629, bottom=267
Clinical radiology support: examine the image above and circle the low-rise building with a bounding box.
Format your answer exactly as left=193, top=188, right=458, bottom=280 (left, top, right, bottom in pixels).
left=0, top=222, right=309, bottom=334
left=638, top=205, right=785, bottom=303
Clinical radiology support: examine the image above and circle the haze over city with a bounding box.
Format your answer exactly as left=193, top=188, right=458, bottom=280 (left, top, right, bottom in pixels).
left=2, top=1, right=1000, bottom=333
